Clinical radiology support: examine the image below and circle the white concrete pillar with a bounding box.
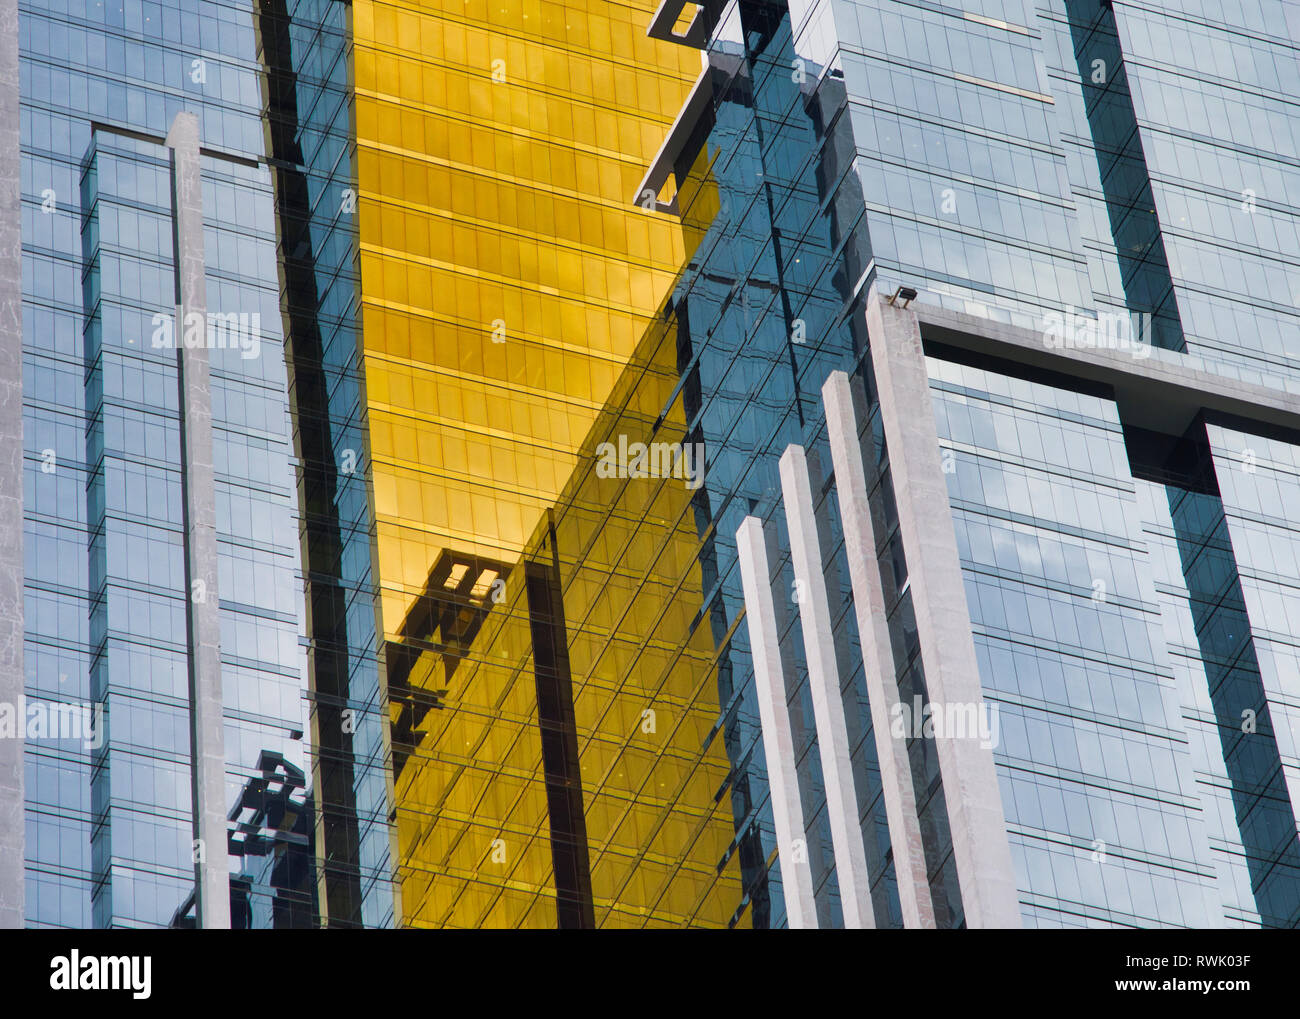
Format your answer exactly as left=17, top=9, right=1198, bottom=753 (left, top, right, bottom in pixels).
left=863, top=286, right=1021, bottom=928
left=779, top=444, right=876, bottom=928
left=736, top=515, right=819, bottom=929
left=167, top=112, right=231, bottom=930
left=822, top=370, right=937, bottom=928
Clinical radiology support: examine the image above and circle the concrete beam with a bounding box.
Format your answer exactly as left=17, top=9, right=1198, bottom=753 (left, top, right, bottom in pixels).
left=779, top=445, right=875, bottom=928
left=736, top=515, right=819, bottom=929
left=822, top=371, right=938, bottom=929
left=866, top=287, right=1022, bottom=928
left=646, top=0, right=713, bottom=48
left=915, top=301, right=1300, bottom=441
left=633, top=63, right=713, bottom=215
left=167, top=112, right=231, bottom=930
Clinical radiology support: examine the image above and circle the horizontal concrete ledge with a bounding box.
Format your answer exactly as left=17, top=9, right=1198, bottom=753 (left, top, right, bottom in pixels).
left=647, top=0, right=714, bottom=48
left=633, top=64, right=712, bottom=215
left=91, top=120, right=263, bottom=168
left=914, top=301, right=1300, bottom=442
left=633, top=51, right=746, bottom=216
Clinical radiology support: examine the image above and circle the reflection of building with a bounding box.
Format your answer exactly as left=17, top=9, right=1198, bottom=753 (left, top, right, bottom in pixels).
left=171, top=752, right=316, bottom=929
left=5, top=0, right=1300, bottom=931
left=227, top=752, right=317, bottom=929
left=387, top=553, right=509, bottom=781
left=346, top=0, right=721, bottom=927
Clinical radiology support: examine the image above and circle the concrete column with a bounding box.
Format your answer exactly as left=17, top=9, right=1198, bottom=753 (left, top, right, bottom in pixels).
left=822, top=370, right=936, bottom=929
left=863, top=286, right=1021, bottom=929
left=166, top=112, right=231, bottom=930
left=0, top=0, right=24, bottom=931
left=736, top=515, right=818, bottom=929
left=779, top=445, right=875, bottom=928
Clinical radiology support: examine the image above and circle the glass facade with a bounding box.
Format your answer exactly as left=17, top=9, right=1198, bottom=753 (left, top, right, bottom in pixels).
left=5, top=0, right=1298, bottom=930
left=258, top=0, right=396, bottom=930
left=23, top=0, right=318, bottom=928
left=930, top=357, right=1223, bottom=927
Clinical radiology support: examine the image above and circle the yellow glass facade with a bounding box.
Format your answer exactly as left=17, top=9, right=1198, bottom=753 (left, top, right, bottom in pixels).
left=392, top=277, right=749, bottom=927
left=353, top=0, right=702, bottom=632
left=352, top=0, right=744, bottom=926
left=542, top=330, right=745, bottom=926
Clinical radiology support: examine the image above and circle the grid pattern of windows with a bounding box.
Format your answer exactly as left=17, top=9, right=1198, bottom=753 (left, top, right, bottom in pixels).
left=1116, top=2, right=1299, bottom=384
left=389, top=0, right=908, bottom=928
left=22, top=0, right=313, bottom=927
left=929, top=357, right=1224, bottom=927
left=352, top=0, right=702, bottom=633
left=808, top=0, right=1093, bottom=328
left=82, top=133, right=193, bottom=928
left=13, top=0, right=1299, bottom=931
left=351, top=0, right=728, bottom=927
left=260, top=0, right=396, bottom=928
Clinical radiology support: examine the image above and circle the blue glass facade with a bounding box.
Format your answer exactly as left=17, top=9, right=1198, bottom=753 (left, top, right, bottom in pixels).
left=596, top=0, right=1300, bottom=928
left=930, top=358, right=1224, bottom=926
left=258, top=0, right=396, bottom=929
left=769, top=0, right=1300, bottom=926
left=20, top=0, right=333, bottom=928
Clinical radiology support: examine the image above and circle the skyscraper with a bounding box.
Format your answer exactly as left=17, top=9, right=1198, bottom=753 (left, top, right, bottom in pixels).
left=1, top=0, right=1297, bottom=930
